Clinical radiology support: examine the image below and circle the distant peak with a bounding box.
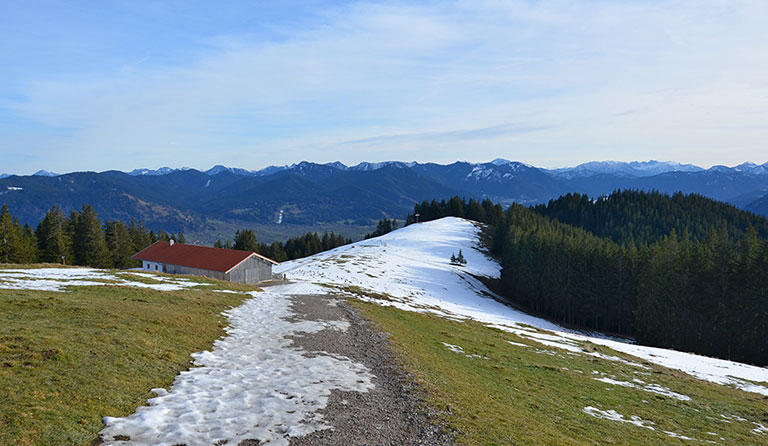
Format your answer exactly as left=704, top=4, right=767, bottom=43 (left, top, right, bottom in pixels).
left=324, top=161, right=349, bottom=170
left=550, top=160, right=704, bottom=179
left=33, top=169, right=59, bottom=177
left=205, top=165, right=260, bottom=176
left=490, top=158, right=512, bottom=166
left=128, top=167, right=191, bottom=176
left=349, top=161, right=411, bottom=171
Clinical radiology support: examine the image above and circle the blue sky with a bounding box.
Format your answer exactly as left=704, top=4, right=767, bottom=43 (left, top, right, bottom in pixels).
left=2, top=0, right=767, bottom=174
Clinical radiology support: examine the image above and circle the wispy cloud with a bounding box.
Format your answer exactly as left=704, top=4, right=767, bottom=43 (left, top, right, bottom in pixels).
left=329, top=123, right=555, bottom=150
left=2, top=1, right=768, bottom=173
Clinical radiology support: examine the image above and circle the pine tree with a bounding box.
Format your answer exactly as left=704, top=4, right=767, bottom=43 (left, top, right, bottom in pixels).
left=36, top=206, right=71, bottom=263
left=128, top=219, right=152, bottom=253
left=269, top=241, right=288, bottom=262
left=0, top=205, right=25, bottom=263
left=457, top=249, right=466, bottom=265
left=233, top=229, right=259, bottom=252
left=20, top=224, right=38, bottom=263
left=105, top=220, right=135, bottom=268
left=71, top=205, right=110, bottom=268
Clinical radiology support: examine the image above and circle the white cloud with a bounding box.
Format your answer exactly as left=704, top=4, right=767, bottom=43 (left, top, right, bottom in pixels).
left=3, top=0, right=768, bottom=172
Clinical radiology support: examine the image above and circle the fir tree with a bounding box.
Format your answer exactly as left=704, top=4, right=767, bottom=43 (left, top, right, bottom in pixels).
left=71, top=205, right=110, bottom=268
left=105, top=220, right=135, bottom=268
left=0, top=205, right=25, bottom=263
left=36, top=206, right=71, bottom=263
left=233, top=229, right=259, bottom=252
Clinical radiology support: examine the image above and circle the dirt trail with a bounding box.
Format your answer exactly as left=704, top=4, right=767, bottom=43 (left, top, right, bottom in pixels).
left=285, top=292, right=453, bottom=446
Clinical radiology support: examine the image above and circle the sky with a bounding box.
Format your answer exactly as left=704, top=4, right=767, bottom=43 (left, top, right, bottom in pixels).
left=1, top=0, right=767, bottom=174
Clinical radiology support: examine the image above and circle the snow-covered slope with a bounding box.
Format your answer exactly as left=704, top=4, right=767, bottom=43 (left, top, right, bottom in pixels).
left=277, top=217, right=768, bottom=396
left=279, top=217, right=562, bottom=332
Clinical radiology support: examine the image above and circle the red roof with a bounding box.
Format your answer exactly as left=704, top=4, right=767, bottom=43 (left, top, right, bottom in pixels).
left=132, top=241, right=278, bottom=273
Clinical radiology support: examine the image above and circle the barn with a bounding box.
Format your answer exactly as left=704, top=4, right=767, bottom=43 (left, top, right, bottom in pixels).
left=132, top=240, right=279, bottom=284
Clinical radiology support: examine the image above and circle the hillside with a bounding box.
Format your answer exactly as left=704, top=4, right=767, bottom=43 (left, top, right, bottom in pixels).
left=278, top=217, right=768, bottom=394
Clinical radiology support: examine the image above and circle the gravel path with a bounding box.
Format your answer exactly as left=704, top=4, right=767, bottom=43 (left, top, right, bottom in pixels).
left=285, top=292, right=454, bottom=446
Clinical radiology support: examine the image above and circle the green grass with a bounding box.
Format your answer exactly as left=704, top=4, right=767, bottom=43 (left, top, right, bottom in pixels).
left=353, top=300, right=768, bottom=446
left=0, top=275, right=254, bottom=446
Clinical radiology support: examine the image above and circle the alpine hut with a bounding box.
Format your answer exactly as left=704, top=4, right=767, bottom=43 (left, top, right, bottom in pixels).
left=132, top=240, right=279, bottom=284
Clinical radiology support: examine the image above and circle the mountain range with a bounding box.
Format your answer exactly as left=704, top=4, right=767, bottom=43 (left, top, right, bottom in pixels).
left=2, top=160, right=768, bottom=240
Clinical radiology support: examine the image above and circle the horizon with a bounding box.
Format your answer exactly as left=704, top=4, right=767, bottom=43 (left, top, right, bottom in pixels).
left=4, top=158, right=768, bottom=177
left=2, top=1, right=768, bottom=174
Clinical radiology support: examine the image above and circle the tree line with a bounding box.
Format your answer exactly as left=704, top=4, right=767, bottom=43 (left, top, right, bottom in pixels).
left=364, top=218, right=399, bottom=239
left=407, top=192, right=768, bottom=366
left=1, top=204, right=184, bottom=268
left=215, top=229, right=351, bottom=262
left=1, top=202, right=355, bottom=269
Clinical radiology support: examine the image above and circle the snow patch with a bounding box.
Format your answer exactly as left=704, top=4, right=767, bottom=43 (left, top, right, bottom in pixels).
left=664, top=431, right=695, bottom=440
left=594, top=377, right=691, bottom=401
left=99, top=284, right=375, bottom=446
left=0, top=268, right=200, bottom=292
left=442, top=342, right=487, bottom=360
left=582, top=406, right=655, bottom=430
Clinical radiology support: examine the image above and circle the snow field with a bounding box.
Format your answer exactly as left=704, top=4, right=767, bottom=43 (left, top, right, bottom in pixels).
left=0, top=268, right=200, bottom=292
left=276, top=217, right=768, bottom=397
left=99, top=282, right=374, bottom=446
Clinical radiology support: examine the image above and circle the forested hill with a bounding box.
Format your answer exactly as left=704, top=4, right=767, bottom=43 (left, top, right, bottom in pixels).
left=535, top=190, right=768, bottom=246
left=407, top=192, right=768, bottom=367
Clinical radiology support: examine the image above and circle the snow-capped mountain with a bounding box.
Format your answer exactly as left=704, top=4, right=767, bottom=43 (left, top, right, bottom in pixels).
left=465, top=160, right=535, bottom=182
left=128, top=167, right=192, bottom=176
left=348, top=161, right=415, bottom=171
left=33, top=170, right=59, bottom=177
left=549, top=160, right=704, bottom=179
left=203, top=165, right=262, bottom=176
left=729, top=162, right=768, bottom=176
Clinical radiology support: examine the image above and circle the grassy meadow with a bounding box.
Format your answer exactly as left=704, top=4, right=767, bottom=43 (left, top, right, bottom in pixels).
left=354, top=300, right=768, bottom=446
left=0, top=267, right=253, bottom=446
